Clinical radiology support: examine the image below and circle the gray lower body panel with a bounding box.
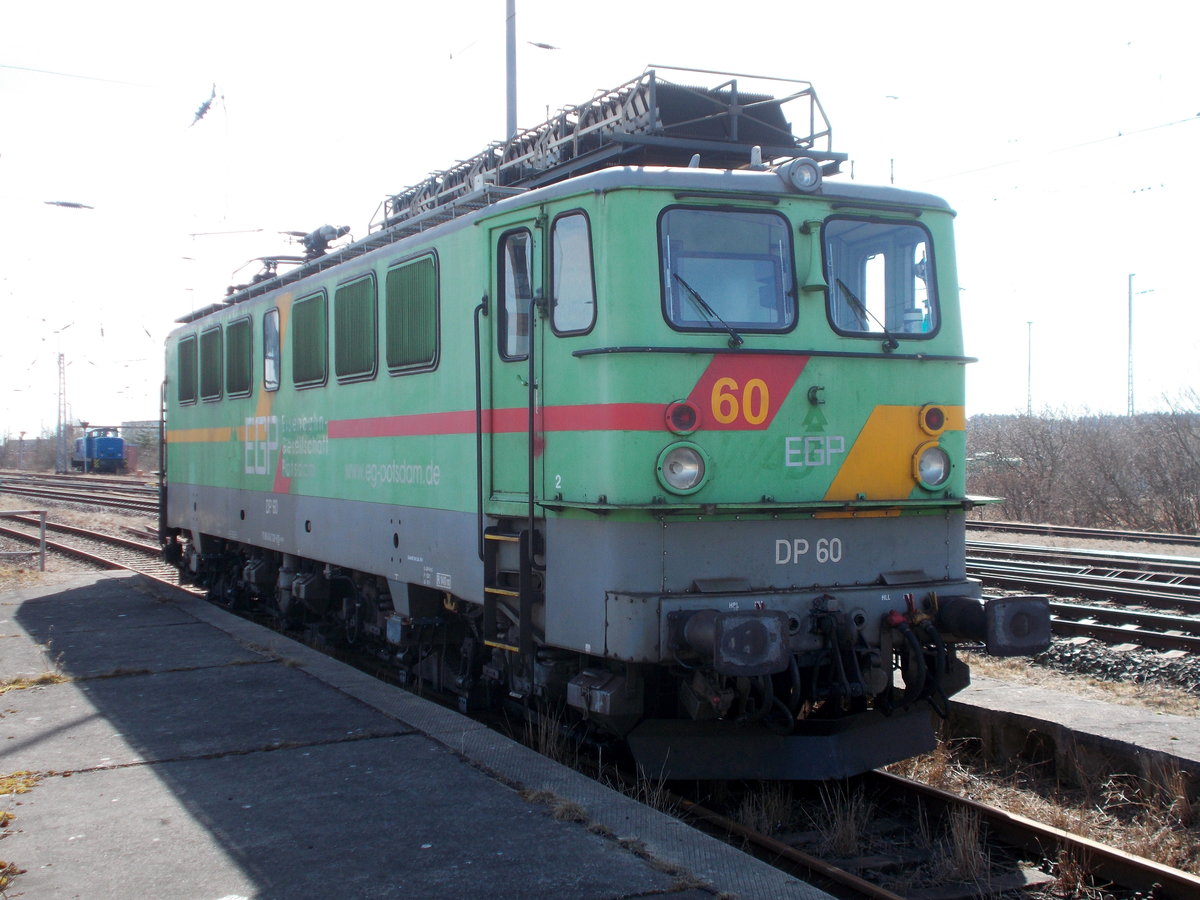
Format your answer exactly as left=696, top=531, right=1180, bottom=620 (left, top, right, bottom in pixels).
left=627, top=708, right=937, bottom=780
left=167, top=484, right=483, bottom=603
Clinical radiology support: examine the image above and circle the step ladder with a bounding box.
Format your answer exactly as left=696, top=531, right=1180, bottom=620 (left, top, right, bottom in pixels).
left=482, top=523, right=544, bottom=658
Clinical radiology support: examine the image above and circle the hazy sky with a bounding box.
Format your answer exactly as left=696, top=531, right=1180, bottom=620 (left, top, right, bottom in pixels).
left=2, top=1, right=1198, bottom=436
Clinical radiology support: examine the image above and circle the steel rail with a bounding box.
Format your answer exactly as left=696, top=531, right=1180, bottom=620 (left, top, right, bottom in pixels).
left=0, top=520, right=193, bottom=592
left=7, top=514, right=159, bottom=553
left=968, top=520, right=1200, bottom=549
left=6, top=472, right=157, bottom=490
left=867, top=771, right=1200, bottom=898
left=966, top=558, right=1200, bottom=610
left=968, top=540, right=1200, bottom=575
left=673, top=795, right=905, bottom=900
left=1047, top=616, right=1200, bottom=653
left=0, top=483, right=159, bottom=514
left=1048, top=599, right=1200, bottom=637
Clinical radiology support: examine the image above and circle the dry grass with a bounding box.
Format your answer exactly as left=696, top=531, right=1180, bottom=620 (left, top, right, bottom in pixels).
left=519, top=788, right=589, bottom=823
left=0, top=561, right=44, bottom=591
left=810, top=783, right=874, bottom=858
left=732, top=782, right=796, bottom=835
left=0, top=771, right=41, bottom=796
left=891, top=736, right=1200, bottom=876
left=963, top=650, right=1200, bottom=717
left=0, top=858, right=26, bottom=893
left=522, top=705, right=580, bottom=768
left=0, top=672, right=68, bottom=695
left=930, top=807, right=991, bottom=885
left=632, top=766, right=678, bottom=815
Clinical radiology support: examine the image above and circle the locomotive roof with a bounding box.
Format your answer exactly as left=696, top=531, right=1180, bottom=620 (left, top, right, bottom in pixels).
left=174, top=68, right=950, bottom=328
left=173, top=165, right=953, bottom=329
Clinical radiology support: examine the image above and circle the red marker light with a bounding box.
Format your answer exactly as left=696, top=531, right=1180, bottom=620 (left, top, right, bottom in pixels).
left=665, top=401, right=701, bottom=435
left=919, top=404, right=946, bottom=435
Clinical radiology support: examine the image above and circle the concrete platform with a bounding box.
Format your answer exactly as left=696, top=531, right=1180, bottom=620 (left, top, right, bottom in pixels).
left=0, top=573, right=833, bottom=899
left=950, top=675, right=1200, bottom=796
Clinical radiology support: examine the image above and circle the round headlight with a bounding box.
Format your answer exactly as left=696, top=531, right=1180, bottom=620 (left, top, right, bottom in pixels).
left=779, top=157, right=822, bottom=193
left=914, top=443, right=951, bottom=489
left=657, top=442, right=708, bottom=494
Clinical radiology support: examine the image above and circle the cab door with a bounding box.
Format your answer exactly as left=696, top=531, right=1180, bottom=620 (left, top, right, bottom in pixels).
left=488, top=220, right=543, bottom=504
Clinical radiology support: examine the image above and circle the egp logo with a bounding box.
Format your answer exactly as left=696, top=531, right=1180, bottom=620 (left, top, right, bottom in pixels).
left=245, top=416, right=279, bottom=475
left=783, top=435, right=846, bottom=468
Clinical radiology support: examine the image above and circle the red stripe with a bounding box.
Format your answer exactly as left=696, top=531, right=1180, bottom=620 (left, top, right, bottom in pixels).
left=328, top=403, right=666, bottom=439
left=541, top=402, right=664, bottom=432
left=328, top=355, right=808, bottom=440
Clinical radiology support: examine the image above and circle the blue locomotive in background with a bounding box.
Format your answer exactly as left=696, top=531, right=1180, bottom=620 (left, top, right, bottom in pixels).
left=72, top=427, right=127, bottom=474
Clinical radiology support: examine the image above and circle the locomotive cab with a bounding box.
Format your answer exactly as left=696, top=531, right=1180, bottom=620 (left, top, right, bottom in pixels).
left=476, top=169, right=1050, bottom=778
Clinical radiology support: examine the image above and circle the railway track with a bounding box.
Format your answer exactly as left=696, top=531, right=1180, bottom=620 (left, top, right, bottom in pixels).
left=666, top=769, right=1200, bottom=898
left=0, top=472, right=159, bottom=515
left=0, top=515, right=192, bottom=591
left=967, top=541, right=1200, bottom=653
left=0, top=484, right=158, bottom=515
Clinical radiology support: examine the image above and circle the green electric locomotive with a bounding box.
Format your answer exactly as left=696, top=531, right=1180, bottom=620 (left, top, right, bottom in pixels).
left=162, top=69, right=1048, bottom=779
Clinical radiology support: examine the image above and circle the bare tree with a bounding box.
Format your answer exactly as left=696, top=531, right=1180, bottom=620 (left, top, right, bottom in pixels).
left=967, top=399, right=1200, bottom=535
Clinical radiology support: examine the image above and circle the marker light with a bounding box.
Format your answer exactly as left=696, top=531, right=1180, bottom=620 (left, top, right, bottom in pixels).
left=665, top=400, right=701, bottom=435
left=914, top=442, right=951, bottom=489
left=657, top=442, right=708, bottom=494
left=919, top=404, right=947, bottom=436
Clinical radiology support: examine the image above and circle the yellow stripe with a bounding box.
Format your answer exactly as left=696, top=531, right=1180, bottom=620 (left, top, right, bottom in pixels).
left=814, top=508, right=901, bottom=519
left=942, top=406, right=966, bottom=430
left=484, top=640, right=520, bottom=652
left=824, top=404, right=963, bottom=501
left=167, top=427, right=234, bottom=444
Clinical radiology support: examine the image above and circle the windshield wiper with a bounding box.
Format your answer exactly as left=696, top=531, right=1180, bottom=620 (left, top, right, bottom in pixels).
left=836, top=278, right=899, bottom=352
left=673, top=273, right=744, bottom=348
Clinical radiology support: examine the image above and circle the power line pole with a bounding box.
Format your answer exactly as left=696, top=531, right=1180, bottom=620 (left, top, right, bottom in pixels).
left=1127, top=273, right=1135, bottom=417
left=1127, top=275, right=1155, bottom=416
left=506, top=0, right=517, bottom=139
left=56, top=352, right=69, bottom=473
left=1026, top=321, right=1033, bottom=415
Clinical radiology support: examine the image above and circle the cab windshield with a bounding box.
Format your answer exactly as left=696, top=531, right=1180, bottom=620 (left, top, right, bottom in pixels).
left=824, top=217, right=938, bottom=337
left=660, top=207, right=795, bottom=333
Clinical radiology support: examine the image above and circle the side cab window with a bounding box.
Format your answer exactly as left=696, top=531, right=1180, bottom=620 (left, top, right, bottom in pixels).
left=263, top=308, right=281, bottom=391
left=550, top=212, right=596, bottom=334
left=498, top=229, right=533, bottom=360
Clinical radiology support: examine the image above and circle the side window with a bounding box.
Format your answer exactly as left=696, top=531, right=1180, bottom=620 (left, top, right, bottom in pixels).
left=498, top=230, right=532, bottom=360
left=177, top=335, right=197, bottom=404
left=199, top=326, right=223, bottom=401
left=335, top=275, right=377, bottom=381
left=824, top=218, right=938, bottom=337
left=292, top=292, right=328, bottom=387
left=385, top=255, right=438, bottom=372
left=263, top=308, right=280, bottom=391
left=551, top=212, right=595, bottom=335
left=225, top=317, right=253, bottom=397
